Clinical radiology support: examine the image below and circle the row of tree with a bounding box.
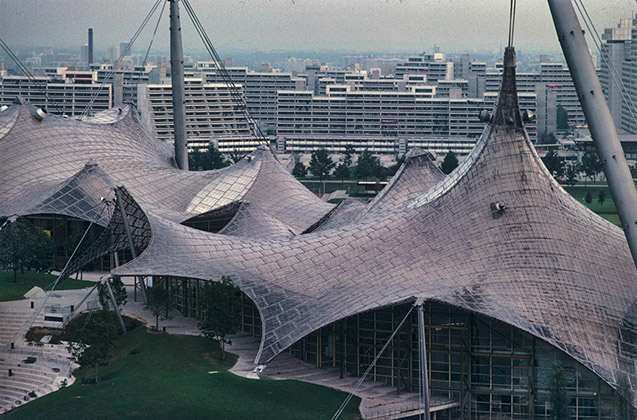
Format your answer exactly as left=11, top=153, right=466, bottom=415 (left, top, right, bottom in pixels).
left=292, top=148, right=461, bottom=181
left=188, top=143, right=246, bottom=171
left=542, top=150, right=604, bottom=186
left=186, top=141, right=637, bottom=186
left=292, top=146, right=393, bottom=181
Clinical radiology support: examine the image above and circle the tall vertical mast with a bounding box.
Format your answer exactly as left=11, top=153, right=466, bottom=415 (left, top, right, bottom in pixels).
left=548, top=0, right=637, bottom=269
left=88, top=28, right=93, bottom=66
left=170, top=0, right=189, bottom=170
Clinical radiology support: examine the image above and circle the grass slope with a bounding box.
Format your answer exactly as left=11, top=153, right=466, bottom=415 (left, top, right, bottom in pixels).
left=563, top=186, right=620, bottom=226
left=5, top=323, right=360, bottom=420
left=0, top=271, right=95, bottom=302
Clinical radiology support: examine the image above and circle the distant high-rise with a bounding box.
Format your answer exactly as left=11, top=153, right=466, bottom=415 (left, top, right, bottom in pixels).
left=600, top=18, right=635, bottom=133
left=119, top=42, right=131, bottom=57
left=80, top=45, right=89, bottom=64
left=88, top=28, right=94, bottom=65
left=107, top=46, right=120, bottom=63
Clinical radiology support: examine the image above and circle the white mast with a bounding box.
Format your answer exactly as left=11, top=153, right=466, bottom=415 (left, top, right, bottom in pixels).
left=170, top=0, right=188, bottom=170
left=548, top=0, right=637, bottom=269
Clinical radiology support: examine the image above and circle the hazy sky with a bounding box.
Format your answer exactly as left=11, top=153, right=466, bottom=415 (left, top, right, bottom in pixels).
left=1, top=0, right=635, bottom=54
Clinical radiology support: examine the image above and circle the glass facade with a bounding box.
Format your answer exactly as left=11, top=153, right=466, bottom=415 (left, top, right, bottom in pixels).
left=235, top=295, right=629, bottom=420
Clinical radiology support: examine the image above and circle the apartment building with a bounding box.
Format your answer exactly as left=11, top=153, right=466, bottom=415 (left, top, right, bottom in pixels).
left=394, top=52, right=454, bottom=84
left=539, top=62, right=584, bottom=126
left=0, top=74, right=111, bottom=116
left=318, top=74, right=430, bottom=96
left=480, top=62, right=583, bottom=130
left=597, top=18, right=637, bottom=133
left=92, top=63, right=160, bottom=107
left=137, top=78, right=258, bottom=152
left=276, top=88, right=494, bottom=154
left=199, top=64, right=305, bottom=133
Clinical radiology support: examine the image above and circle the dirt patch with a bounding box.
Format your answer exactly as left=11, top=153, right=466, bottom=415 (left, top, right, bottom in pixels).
left=25, top=327, right=63, bottom=344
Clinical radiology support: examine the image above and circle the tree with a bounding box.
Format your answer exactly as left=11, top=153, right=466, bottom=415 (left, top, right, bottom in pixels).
left=145, top=285, right=173, bottom=331
left=292, top=160, right=308, bottom=179
left=355, top=149, right=380, bottom=180
left=343, top=145, right=356, bottom=167
left=98, top=276, right=127, bottom=311
left=598, top=190, right=607, bottom=208
left=548, top=366, right=570, bottom=420
left=565, top=161, right=580, bottom=186
left=585, top=191, right=593, bottom=206
left=68, top=311, right=118, bottom=384
left=581, top=152, right=602, bottom=186
left=228, top=149, right=247, bottom=164
left=556, top=105, right=569, bottom=131
left=309, top=148, right=335, bottom=182
left=440, top=151, right=459, bottom=175
left=386, top=154, right=405, bottom=178
left=198, top=276, right=241, bottom=360
left=190, top=143, right=231, bottom=171
left=539, top=131, right=558, bottom=145
left=203, top=143, right=231, bottom=170
left=631, top=163, right=637, bottom=179
left=373, top=161, right=388, bottom=181
left=542, top=149, right=565, bottom=179
left=334, top=162, right=350, bottom=181
left=0, top=219, right=54, bottom=282
left=188, top=147, right=203, bottom=171
left=64, top=227, right=97, bottom=278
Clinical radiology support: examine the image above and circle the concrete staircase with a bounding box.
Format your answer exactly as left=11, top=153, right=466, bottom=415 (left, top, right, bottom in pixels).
left=0, top=302, right=76, bottom=415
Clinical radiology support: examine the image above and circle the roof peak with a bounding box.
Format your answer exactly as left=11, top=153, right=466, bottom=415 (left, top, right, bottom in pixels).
left=492, top=47, right=523, bottom=128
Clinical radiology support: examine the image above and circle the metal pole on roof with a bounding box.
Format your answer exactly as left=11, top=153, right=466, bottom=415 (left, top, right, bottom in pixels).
left=103, top=275, right=127, bottom=334
left=415, top=297, right=431, bottom=420
left=170, top=0, right=189, bottom=170
left=547, top=0, right=637, bottom=269
left=114, top=187, right=148, bottom=303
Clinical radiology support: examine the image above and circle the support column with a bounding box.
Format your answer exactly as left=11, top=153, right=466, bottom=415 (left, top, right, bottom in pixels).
left=529, top=338, right=536, bottom=420
left=169, top=0, right=188, bottom=170
left=114, top=187, right=147, bottom=303
left=356, top=314, right=360, bottom=377
left=103, top=276, right=126, bottom=334
left=460, top=314, right=472, bottom=420
left=548, top=0, right=637, bottom=269
left=416, top=298, right=431, bottom=420
left=340, top=320, right=345, bottom=379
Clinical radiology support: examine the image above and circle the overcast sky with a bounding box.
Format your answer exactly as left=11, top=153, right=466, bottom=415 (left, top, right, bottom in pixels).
left=1, top=0, right=635, bottom=54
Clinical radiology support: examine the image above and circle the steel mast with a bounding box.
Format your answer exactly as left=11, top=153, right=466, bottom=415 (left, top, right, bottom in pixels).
left=548, top=0, right=637, bottom=269
left=169, top=0, right=188, bottom=170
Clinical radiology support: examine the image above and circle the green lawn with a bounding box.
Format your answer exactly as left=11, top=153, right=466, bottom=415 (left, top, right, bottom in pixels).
left=5, top=320, right=360, bottom=420
left=599, top=213, right=621, bottom=226
left=563, top=185, right=621, bottom=226
left=301, top=180, right=364, bottom=195
left=564, top=185, right=617, bottom=213
left=0, top=271, right=95, bottom=302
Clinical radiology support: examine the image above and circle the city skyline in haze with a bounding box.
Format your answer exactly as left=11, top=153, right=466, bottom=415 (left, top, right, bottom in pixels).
left=1, top=0, right=635, bottom=56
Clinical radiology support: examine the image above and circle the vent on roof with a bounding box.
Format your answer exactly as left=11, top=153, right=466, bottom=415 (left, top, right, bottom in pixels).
left=34, top=107, right=47, bottom=121
left=478, top=110, right=492, bottom=123
left=491, top=201, right=507, bottom=219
